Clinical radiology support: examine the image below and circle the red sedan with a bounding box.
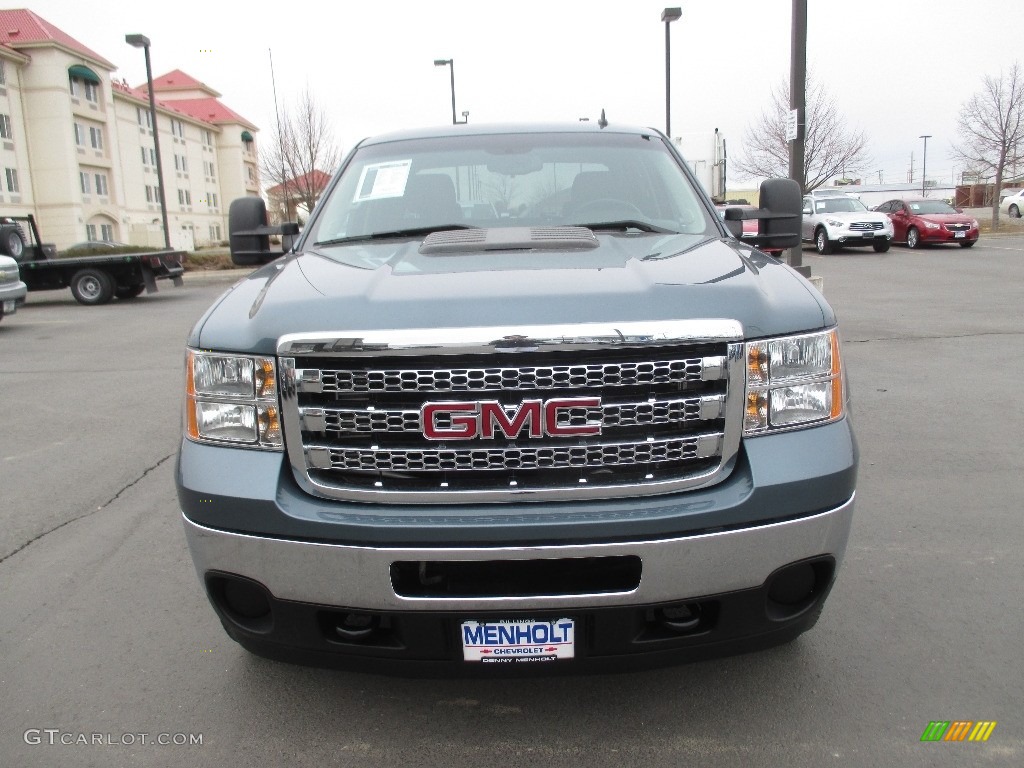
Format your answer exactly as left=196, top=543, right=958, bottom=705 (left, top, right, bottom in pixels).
left=874, top=198, right=979, bottom=249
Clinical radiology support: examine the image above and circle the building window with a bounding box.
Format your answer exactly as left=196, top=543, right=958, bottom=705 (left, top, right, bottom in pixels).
left=101, top=224, right=113, bottom=242
left=5, top=168, right=18, bottom=193
left=141, top=147, right=148, bottom=165
left=178, top=189, right=192, bottom=206
left=89, top=126, right=104, bottom=150
left=149, top=148, right=156, bottom=166
left=202, top=129, right=212, bottom=146
left=246, top=166, right=255, bottom=181
left=175, top=154, right=188, bottom=172
left=172, top=119, right=185, bottom=138
left=86, top=224, right=96, bottom=240
left=94, top=173, right=108, bottom=197
left=84, top=81, right=99, bottom=103
left=145, top=185, right=153, bottom=203
left=74, top=123, right=85, bottom=146
left=137, top=107, right=152, bottom=128
left=80, top=171, right=91, bottom=194
left=0, top=61, right=6, bottom=85
left=0, top=114, right=11, bottom=140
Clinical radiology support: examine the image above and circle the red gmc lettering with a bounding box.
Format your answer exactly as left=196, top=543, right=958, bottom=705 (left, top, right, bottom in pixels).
left=421, top=398, right=602, bottom=440
left=422, top=402, right=477, bottom=440
left=481, top=401, right=542, bottom=439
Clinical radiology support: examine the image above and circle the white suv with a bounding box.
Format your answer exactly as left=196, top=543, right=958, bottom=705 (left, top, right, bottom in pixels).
left=802, top=193, right=893, bottom=254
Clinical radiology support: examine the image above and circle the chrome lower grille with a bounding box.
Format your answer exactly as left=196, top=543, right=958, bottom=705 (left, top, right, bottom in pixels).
left=278, top=321, right=745, bottom=504
left=849, top=222, right=883, bottom=231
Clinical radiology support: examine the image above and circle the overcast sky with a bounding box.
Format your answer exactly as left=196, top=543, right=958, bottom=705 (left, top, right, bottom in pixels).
left=25, top=0, right=1024, bottom=189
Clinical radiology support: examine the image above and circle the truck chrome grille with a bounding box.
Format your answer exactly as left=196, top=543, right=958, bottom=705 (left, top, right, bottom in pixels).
left=302, top=357, right=722, bottom=394
left=277, top=321, right=745, bottom=504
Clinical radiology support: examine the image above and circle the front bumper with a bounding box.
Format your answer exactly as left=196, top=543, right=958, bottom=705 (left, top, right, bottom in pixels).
left=920, top=227, right=979, bottom=244
left=0, top=279, right=27, bottom=315
left=833, top=230, right=891, bottom=246
left=184, top=497, right=852, bottom=673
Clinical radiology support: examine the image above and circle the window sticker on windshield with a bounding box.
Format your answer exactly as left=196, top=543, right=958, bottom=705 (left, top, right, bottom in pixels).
left=816, top=202, right=826, bottom=211
left=353, top=160, right=412, bottom=202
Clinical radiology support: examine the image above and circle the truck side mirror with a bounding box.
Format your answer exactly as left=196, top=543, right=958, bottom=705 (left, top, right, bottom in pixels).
left=723, top=178, right=802, bottom=251
left=228, top=197, right=299, bottom=266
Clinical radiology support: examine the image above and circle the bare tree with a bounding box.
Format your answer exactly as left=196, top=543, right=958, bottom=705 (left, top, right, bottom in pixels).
left=734, top=77, right=871, bottom=193
left=260, top=88, right=341, bottom=222
left=952, top=62, right=1024, bottom=227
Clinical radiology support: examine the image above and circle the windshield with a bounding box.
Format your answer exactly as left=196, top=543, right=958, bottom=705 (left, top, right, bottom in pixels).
left=306, top=131, right=715, bottom=246
left=813, top=197, right=868, bottom=214
left=907, top=200, right=957, bottom=215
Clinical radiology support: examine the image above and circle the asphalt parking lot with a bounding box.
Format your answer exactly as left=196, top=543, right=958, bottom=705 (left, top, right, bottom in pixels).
left=1, top=237, right=1022, bottom=767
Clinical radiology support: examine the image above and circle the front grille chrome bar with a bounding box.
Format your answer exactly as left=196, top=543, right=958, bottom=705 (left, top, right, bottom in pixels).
left=278, top=320, right=746, bottom=504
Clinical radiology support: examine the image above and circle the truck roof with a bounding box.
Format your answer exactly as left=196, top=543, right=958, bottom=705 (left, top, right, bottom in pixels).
left=358, top=122, right=662, bottom=147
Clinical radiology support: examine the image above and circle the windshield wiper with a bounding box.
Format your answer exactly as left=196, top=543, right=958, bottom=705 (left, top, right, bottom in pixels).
left=574, top=220, right=678, bottom=234
left=315, top=224, right=473, bottom=247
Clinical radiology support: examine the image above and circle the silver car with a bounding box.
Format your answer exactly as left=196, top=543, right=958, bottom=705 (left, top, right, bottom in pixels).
left=802, top=193, right=893, bottom=254
left=0, top=254, right=27, bottom=322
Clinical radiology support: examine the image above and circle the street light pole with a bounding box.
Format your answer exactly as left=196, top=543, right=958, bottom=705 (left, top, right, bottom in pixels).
left=126, top=33, right=171, bottom=250
left=919, top=135, right=931, bottom=197
left=661, top=8, right=681, bottom=138
left=433, top=59, right=467, bottom=125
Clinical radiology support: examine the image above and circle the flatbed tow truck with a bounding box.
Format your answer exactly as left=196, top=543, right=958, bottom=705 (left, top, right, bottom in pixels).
left=0, top=214, right=185, bottom=305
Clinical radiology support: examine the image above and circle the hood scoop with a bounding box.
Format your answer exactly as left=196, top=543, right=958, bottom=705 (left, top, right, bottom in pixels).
left=419, top=226, right=599, bottom=255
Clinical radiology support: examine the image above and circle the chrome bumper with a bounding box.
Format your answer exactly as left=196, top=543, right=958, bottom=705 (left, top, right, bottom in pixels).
left=183, top=495, right=853, bottom=612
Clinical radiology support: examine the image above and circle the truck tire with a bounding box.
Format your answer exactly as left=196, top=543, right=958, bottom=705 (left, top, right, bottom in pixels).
left=229, top=197, right=272, bottom=266
left=0, top=226, right=25, bottom=259
left=115, top=283, right=146, bottom=299
left=70, top=268, right=114, bottom=305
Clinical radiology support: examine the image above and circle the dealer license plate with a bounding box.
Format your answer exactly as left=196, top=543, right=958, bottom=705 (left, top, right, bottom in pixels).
left=461, top=618, right=575, bottom=664
left=955, top=231, right=966, bottom=238
left=2, top=300, right=14, bottom=313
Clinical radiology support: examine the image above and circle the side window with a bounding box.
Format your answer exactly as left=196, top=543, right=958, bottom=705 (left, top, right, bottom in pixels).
left=802, top=197, right=813, bottom=214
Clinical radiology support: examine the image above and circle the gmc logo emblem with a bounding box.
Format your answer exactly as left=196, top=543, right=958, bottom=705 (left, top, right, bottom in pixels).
left=421, top=398, right=602, bottom=440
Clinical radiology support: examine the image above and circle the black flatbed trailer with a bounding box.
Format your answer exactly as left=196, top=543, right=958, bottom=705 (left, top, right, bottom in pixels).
left=1, top=214, right=185, bottom=305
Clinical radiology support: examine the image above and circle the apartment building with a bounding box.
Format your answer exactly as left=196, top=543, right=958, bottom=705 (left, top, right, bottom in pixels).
left=0, top=9, right=260, bottom=250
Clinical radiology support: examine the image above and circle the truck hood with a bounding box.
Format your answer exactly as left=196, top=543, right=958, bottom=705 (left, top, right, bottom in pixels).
left=192, top=233, right=833, bottom=354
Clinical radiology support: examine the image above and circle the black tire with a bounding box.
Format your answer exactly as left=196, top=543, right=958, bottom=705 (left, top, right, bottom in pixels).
left=115, top=284, right=146, bottom=299
left=959, top=240, right=976, bottom=248
left=872, top=241, right=890, bottom=253
left=0, top=226, right=25, bottom=259
left=229, top=197, right=273, bottom=266
left=814, top=228, right=833, bottom=255
left=70, top=268, right=114, bottom=305
left=1009, top=204, right=1020, bottom=218
left=906, top=227, right=921, bottom=249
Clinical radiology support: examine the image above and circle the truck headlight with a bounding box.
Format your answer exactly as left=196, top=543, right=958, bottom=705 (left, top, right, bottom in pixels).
left=744, top=329, right=845, bottom=435
left=185, top=350, right=282, bottom=449
left=825, top=218, right=844, bottom=227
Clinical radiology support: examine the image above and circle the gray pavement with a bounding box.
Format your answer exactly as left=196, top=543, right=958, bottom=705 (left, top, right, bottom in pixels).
left=0, top=242, right=1021, bottom=767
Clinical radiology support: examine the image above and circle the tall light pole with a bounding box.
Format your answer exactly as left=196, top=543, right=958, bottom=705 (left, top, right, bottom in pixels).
left=919, top=134, right=931, bottom=197
left=661, top=8, right=681, bottom=138
left=126, top=33, right=171, bottom=250
left=433, top=59, right=467, bottom=125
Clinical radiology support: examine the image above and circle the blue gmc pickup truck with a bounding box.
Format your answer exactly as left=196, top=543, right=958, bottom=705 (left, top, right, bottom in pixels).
left=176, top=123, right=857, bottom=674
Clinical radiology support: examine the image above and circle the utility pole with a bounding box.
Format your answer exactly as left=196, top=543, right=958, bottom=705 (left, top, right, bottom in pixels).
left=787, top=0, right=807, bottom=274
